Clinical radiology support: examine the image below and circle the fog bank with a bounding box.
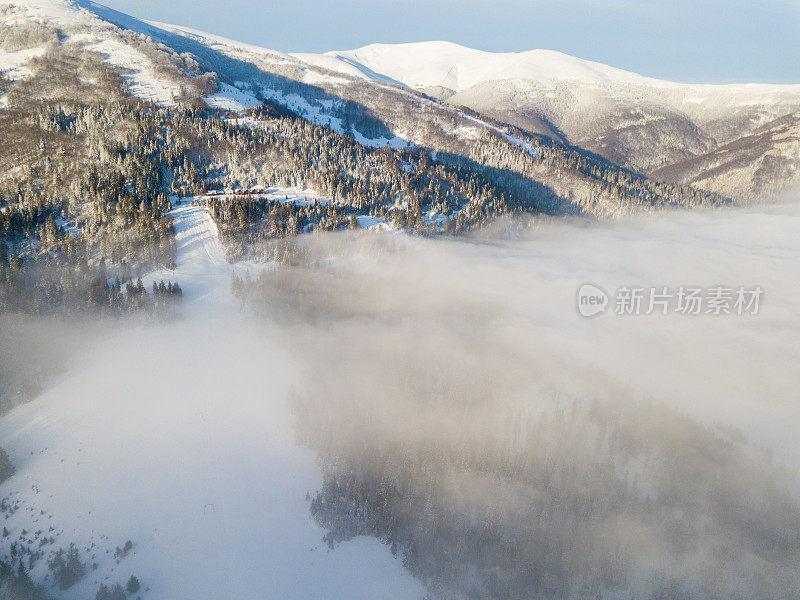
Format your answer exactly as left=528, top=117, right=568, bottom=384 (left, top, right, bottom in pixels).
left=238, top=196, right=800, bottom=599
left=1, top=197, right=799, bottom=600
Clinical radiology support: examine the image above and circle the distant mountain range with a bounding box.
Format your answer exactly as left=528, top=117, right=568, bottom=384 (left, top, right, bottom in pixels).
left=295, top=41, right=800, bottom=199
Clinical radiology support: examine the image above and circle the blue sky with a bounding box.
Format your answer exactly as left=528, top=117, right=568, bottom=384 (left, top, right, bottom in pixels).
left=100, top=0, right=800, bottom=84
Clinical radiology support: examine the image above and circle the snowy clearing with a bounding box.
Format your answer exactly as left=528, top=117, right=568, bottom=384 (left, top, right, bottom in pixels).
left=0, top=45, right=46, bottom=81
left=86, top=37, right=182, bottom=106
left=203, top=82, right=260, bottom=112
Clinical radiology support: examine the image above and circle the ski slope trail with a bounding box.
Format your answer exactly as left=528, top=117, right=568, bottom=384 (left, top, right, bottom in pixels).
left=143, top=202, right=241, bottom=315
left=0, top=203, right=427, bottom=600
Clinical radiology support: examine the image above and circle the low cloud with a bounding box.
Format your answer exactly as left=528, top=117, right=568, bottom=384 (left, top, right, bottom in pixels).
left=2, top=196, right=799, bottom=599
left=237, top=196, right=800, bottom=599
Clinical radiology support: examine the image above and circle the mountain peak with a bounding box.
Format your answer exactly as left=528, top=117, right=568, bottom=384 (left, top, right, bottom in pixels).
left=296, top=40, right=800, bottom=93
left=296, top=40, right=657, bottom=93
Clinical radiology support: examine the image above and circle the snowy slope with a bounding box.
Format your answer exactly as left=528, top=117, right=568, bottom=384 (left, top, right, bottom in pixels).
left=0, top=203, right=427, bottom=600
left=145, top=21, right=294, bottom=64
left=0, top=0, right=91, bottom=26
left=83, top=36, right=183, bottom=105
left=0, top=1, right=80, bottom=83
left=0, top=0, right=184, bottom=104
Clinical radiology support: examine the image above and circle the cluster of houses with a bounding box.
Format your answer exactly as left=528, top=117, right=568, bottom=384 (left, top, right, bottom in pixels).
left=204, top=187, right=270, bottom=197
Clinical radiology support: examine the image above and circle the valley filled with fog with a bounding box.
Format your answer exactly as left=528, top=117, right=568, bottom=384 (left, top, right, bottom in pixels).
left=1, top=1, right=798, bottom=598
left=2, top=195, right=799, bottom=600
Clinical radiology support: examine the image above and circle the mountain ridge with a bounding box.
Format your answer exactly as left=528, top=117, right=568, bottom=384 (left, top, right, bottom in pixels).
left=295, top=40, right=800, bottom=92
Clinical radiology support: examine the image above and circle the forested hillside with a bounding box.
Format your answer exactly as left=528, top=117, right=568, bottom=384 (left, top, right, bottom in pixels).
left=0, top=6, right=725, bottom=268
left=0, top=1, right=731, bottom=418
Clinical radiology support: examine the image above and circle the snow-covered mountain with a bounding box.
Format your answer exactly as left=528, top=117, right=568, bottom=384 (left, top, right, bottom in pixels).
left=295, top=42, right=800, bottom=197
left=3, top=0, right=727, bottom=222
left=2, top=2, right=798, bottom=200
